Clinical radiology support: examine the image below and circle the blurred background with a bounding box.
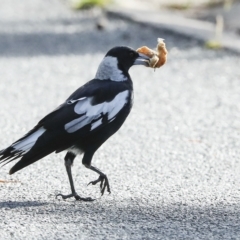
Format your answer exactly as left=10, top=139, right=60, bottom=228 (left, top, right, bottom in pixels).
left=0, top=0, right=240, bottom=239
left=73, top=0, right=240, bottom=41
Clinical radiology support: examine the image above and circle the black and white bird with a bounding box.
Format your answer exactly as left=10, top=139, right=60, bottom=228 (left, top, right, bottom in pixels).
left=0, top=46, right=150, bottom=201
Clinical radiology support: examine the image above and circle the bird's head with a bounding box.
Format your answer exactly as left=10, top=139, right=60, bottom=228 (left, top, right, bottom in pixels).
left=106, top=46, right=150, bottom=71
left=95, top=46, right=150, bottom=82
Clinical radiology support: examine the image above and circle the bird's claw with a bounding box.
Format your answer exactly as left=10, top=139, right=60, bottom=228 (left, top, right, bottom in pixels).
left=88, top=175, right=111, bottom=195
left=56, top=193, right=95, bottom=201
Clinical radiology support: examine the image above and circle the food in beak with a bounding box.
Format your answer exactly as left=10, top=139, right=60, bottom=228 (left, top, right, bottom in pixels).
left=136, top=38, right=168, bottom=68
left=134, top=53, right=150, bottom=66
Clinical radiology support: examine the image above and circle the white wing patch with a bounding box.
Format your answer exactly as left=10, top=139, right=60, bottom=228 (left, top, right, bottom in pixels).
left=65, top=90, right=129, bottom=133
left=91, top=118, right=102, bottom=130
left=67, top=97, right=87, bottom=104
left=11, top=127, right=46, bottom=154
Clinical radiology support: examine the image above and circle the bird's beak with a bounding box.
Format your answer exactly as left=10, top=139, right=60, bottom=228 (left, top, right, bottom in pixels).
left=133, top=53, right=150, bottom=67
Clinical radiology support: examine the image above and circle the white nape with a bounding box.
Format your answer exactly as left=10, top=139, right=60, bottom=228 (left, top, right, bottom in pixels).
left=95, top=56, right=127, bottom=82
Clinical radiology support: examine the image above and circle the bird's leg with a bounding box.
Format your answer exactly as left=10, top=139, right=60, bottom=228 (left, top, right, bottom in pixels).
left=56, top=152, right=94, bottom=201
left=82, top=152, right=110, bottom=196
left=85, top=164, right=111, bottom=195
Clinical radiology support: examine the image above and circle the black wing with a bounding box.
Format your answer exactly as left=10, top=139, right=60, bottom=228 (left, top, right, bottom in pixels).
left=39, top=79, right=132, bottom=130
left=0, top=79, right=132, bottom=174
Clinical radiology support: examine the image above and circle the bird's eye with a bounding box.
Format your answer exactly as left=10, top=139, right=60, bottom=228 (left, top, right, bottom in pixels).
left=129, top=51, right=135, bottom=58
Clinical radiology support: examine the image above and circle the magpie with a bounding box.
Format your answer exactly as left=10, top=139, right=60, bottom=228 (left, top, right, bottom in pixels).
left=0, top=46, right=150, bottom=201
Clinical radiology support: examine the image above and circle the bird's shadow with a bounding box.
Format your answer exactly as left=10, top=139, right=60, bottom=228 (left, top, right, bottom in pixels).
left=1, top=196, right=240, bottom=238
left=0, top=200, right=48, bottom=209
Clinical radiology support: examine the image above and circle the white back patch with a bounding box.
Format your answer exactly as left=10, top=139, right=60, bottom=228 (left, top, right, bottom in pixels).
left=65, top=90, right=129, bottom=133
left=95, top=56, right=127, bottom=82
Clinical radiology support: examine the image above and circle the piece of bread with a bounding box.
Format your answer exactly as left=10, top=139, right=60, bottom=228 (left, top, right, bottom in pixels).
left=136, top=38, right=168, bottom=68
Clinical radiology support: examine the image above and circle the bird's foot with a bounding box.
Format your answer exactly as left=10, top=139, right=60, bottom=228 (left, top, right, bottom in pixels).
left=56, top=192, right=94, bottom=201
left=88, top=175, right=111, bottom=195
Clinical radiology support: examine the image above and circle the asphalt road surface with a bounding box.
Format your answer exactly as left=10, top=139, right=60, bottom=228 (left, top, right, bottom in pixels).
left=0, top=0, right=240, bottom=239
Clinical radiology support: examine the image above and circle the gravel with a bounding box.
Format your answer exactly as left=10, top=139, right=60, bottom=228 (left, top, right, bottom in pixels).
left=0, top=0, right=240, bottom=239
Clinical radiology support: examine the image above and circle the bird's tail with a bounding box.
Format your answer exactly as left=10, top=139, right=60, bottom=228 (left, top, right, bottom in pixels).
left=0, top=126, right=46, bottom=171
